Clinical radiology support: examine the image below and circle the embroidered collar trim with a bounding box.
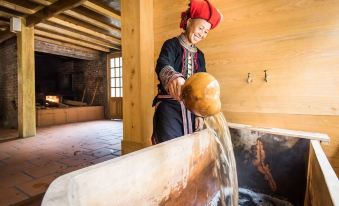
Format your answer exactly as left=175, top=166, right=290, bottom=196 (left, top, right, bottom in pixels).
left=177, top=33, right=197, bottom=53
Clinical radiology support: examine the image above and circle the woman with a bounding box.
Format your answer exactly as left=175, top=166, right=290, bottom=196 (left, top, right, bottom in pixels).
left=152, top=0, right=222, bottom=144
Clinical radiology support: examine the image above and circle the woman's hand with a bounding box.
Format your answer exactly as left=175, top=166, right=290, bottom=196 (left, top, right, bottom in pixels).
left=168, top=77, right=185, bottom=101
left=195, top=116, right=204, bottom=131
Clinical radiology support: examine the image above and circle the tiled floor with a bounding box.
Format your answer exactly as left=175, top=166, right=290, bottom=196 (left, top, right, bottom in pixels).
left=0, top=120, right=122, bottom=206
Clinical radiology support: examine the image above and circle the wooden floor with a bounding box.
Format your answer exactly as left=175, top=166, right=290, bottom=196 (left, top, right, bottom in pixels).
left=0, top=120, right=122, bottom=206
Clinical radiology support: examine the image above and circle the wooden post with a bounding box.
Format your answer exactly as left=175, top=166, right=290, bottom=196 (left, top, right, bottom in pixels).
left=121, top=0, right=155, bottom=153
left=17, top=18, right=36, bottom=138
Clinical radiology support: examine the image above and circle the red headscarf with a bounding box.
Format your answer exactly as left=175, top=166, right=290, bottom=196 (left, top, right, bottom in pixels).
left=180, top=0, right=223, bottom=30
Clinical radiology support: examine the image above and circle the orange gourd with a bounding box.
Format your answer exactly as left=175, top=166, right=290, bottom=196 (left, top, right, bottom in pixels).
left=182, top=73, right=221, bottom=117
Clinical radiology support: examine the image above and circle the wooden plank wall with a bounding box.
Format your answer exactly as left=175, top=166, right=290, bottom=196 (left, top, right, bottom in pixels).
left=154, top=0, right=339, bottom=175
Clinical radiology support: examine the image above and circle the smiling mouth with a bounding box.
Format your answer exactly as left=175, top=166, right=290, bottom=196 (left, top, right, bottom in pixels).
left=193, top=34, right=202, bottom=41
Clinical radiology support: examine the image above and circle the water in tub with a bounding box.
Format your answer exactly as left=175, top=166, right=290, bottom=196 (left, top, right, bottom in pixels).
left=205, top=113, right=293, bottom=206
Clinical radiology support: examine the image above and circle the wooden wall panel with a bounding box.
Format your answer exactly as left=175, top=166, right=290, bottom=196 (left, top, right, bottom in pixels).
left=154, top=0, right=339, bottom=175
left=155, top=0, right=339, bottom=115
left=201, top=0, right=339, bottom=116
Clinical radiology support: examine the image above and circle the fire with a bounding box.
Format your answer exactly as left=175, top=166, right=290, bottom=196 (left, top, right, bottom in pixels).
left=46, top=96, right=60, bottom=103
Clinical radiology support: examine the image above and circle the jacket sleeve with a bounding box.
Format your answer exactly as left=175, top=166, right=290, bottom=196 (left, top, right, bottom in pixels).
left=156, top=40, right=183, bottom=90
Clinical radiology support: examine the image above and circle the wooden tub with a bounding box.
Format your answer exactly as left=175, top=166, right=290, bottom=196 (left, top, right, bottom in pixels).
left=42, top=123, right=339, bottom=206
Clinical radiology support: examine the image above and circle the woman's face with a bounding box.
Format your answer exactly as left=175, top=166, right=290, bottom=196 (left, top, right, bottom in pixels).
left=185, top=18, right=211, bottom=45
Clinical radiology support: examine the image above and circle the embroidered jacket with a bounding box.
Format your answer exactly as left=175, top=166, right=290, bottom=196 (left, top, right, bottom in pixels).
left=155, top=34, right=206, bottom=100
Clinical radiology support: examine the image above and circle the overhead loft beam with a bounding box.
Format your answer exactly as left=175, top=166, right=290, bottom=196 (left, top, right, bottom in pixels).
left=0, top=18, right=9, bottom=24
left=0, top=0, right=121, bottom=48
left=29, top=0, right=55, bottom=5
left=0, top=15, right=8, bottom=20
left=56, top=14, right=120, bottom=39
left=0, top=28, right=14, bottom=43
left=28, top=0, right=120, bottom=32
left=0, top=5, right=28, bottom=17
left=3, top=0, right=45, bottom=13
left=36, top=23, right=120, bottom=49
left=48, top=17, right=121, bottom=45
left=1, top=1, right=121, bottom=41
left=0, top=21, right=8, bottom=31
left=0, top=1, right=37, bottom=14
left=26, top=0, right=87, bottom=27
left=70, top=7, right=121, bottom=29
left=29, top=0, right=121, bottom=22
left=0, top=2, right=34, bottom=43
left=35, top=29, right=110, bottom=52
left=63, top=9, right=120, bottom=35
left=83, top=1, right=120, bottom=21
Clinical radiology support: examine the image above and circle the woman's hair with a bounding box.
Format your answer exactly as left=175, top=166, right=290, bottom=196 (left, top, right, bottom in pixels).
left=180, top=6, right=190, bottom=30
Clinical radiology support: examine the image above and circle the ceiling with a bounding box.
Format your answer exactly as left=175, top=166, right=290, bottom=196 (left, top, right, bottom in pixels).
left=0, top=0, right=121, bottom=52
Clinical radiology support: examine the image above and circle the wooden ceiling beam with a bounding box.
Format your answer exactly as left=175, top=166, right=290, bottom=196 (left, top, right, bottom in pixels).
left=0, top=1, right=37, bottom=15
left=0, top=18, right=9, bottom=25
left=0, top=24, right=8, bottom=31
left=0, top=0, right=121, bottom=50
left=0, top=6, right=25, bottom=17
left=0, top=6, right=25, bottom=18
left=72, top=6, right=120, bottom=29
left=0, top=28, right=14, bottom=43
left=36, top=23, right=119, bottom=49
left=0, top=16, right=8, bottom=20
left=64, top=9, right=120, bottom=34
left=26, top=0, right=87, bottom=27
left=28, top=0, right=122, bottom=24
left=82, top=1, right=120, bottom=21
left=29, top=0, right=121, bottom=33
left=35, top=29, right=110, bottom=52
left=48, top=17, right=120, bottom=45
left=56, top=14, right=120, bottom=38
left=4, top=0, right=43, bottom=10
left=29, top=0, right=55, bottom=6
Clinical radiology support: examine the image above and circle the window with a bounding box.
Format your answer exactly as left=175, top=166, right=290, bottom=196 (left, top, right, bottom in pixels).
left=110, top=57, right=123, bottom=97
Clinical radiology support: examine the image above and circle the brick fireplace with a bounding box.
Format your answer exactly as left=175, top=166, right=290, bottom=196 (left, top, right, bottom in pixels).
left=35, top=52, right=107, bottom=126
left=0, top=37, right=109, bottom=129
